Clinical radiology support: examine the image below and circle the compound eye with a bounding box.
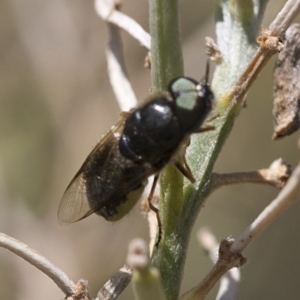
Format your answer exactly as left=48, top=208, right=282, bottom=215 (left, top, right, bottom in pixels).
left=169, top=77, right=212, bottom=132
left=169, top=77, right=199, bottom=111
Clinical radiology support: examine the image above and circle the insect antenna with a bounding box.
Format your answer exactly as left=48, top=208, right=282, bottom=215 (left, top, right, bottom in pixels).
left=204, top=60, right=210, bottom=83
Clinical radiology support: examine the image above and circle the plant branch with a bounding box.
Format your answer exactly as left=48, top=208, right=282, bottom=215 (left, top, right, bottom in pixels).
left=179, top=154, right=299, bottom=299
left=106, top=22, right=138, bottom=111
left=94, top=0, right=139, bottom=111
left=0, top=233, right=76, bottom=297
left=95, top=1, right=300, bottom=300
left=197, top=228, right=241, bottom=300
left=269, top=0, right=300, bottom=36
left=151, top=1, right=300, bottom=300
left=94, top=0, right=151, bottom=50
left=227, top=0, right=300, bottom=110
left=181, top=152, right=300, bottom=299
left=180, top=239, right=246, bottom=300
left=211, top=158, right=292, bottom=191
left=231, top=159, right=300, bottom=253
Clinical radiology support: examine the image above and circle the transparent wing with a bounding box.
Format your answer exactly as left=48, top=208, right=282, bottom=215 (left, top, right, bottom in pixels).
left=58, top=117, right=160, bottom=224
left=58, top=120, right=124, bottom=224
left=58, top=172, right=92, bottom=224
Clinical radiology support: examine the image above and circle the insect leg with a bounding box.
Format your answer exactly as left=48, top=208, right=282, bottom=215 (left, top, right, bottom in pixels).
left=196, top=113, right=219, bottom=133
left=206, top=112, right=219, bottom=123
left=196, top=124, right=215, bottom=133
left=119, top=111, right=129, bottom=118
left=148, top=174, right=162, bottom=246
left=174, top=160, right=195, bottom=183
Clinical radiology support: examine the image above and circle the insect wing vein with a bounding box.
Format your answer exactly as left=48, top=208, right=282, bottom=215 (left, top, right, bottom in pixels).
left=58, top=119, right=125, bottom=223
left=58, top=173, right=91, bottom=224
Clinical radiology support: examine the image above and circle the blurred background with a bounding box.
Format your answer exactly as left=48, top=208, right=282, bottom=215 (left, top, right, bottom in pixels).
left=1, top=0, right=300, bottom=299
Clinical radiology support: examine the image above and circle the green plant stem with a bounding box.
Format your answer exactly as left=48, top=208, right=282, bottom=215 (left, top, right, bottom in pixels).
left=148, top=0, right=185, bottom=299
left=132, top=268, right=167, bottom=300
left=149, top=0, right=184, bottom=91
left=149, top=1, right=271, bottom=300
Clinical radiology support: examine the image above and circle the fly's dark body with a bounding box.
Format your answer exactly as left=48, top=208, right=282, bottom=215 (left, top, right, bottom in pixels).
left=58, top=70, right=214, bottom=225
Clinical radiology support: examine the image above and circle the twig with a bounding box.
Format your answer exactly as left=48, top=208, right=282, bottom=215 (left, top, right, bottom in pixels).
left=0, top=233, right=76, bottom=296
left=95, top=264, right=132, bottom=300
left=227, top=0, right=300, bottom=109
left=106, top=22, right=138, bottom=111
left=94, top=0, right=138, bottom=111
left=180, top=239, right=246, bottom=300
left=211, top=158, right=291, bottom=191
left=197, top=228, right=241, bottom=300
left=269, top=0, right=300, bottom=36
left=180, top=157, right=299, bottom=300
left=94, top=0, right=151, bottom=50
left=230, top=159, right=300, bottom=253
left=181, top=155, right=300, bottom=300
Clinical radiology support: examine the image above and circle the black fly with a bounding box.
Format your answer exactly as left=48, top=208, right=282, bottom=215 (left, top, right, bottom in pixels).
left=58, top=64, right=214, bottom=245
